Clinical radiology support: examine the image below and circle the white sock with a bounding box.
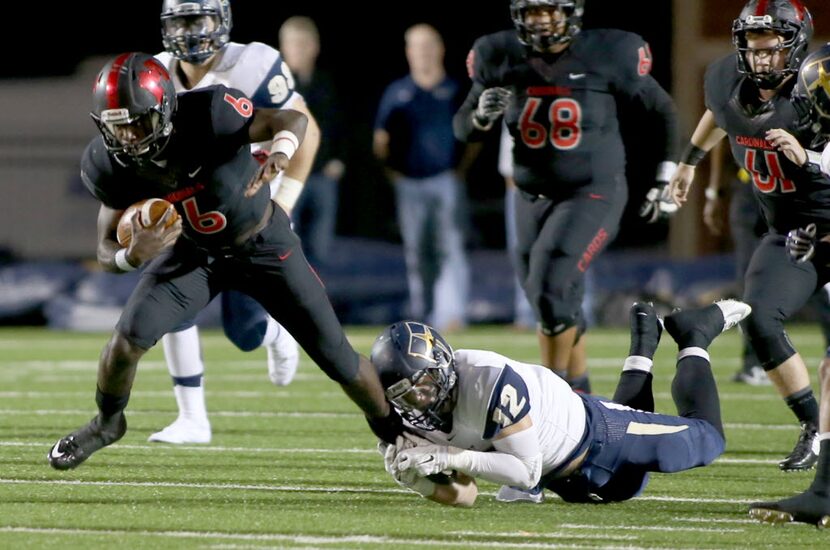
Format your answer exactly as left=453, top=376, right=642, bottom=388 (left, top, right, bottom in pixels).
left=623, top=355, right=653, bottom=373
left=261, top=316, right=281, bottom=347
left=173, top=385, right=208, bottom=423
left=162, top=326, right=204, bottom=377
left=162, top=326, right=207, bottom=422
left=677, top=347, right=710, bottom=363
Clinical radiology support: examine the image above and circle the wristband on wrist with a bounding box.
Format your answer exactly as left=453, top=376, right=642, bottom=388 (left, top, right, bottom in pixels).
left=114, top=248, right=137, bottom=272
left=270, top=130, right=300, bottom=160
left=274, top=176, right=305, bottom=211
left=681, top=143, right=707, bottom=166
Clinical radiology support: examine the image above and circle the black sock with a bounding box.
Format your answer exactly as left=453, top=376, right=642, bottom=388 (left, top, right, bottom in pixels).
left=785, top=387, right=819, bottom=426
left=95, top=388, right=130, bottom=419
left=809, top=439, right=830, bottom=497
left=671, top=355, right=723, bottom=439
left=613, top=370, right=654, bottom=412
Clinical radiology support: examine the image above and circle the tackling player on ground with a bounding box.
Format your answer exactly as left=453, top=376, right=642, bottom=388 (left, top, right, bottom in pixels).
left=373, top=299, right=750, bottom=506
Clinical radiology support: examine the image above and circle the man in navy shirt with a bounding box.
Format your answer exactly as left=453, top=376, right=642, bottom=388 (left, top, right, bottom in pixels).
left=373, top=24, right=472, bottom=333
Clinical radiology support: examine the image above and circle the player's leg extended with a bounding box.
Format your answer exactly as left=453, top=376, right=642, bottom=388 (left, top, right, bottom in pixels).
left=240, top=217, right=393, bottom=427
left=49, top=260, right=216, bottom=469
left=612, top=302, right=664, bottom=412
left=743, top=235, right=820, bottom=471
left=221, top=290, right=298, bottom=386
left=664, top=299, right=751, bottom=439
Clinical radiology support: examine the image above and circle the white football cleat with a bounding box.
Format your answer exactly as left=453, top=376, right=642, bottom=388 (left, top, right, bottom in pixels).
left=267, top=326, right=299, bottom=386
left=495, top=485, right=545, bottom=504
left=148, top=417, right=211, bottom=444
left=714, top=299, right=752, bottom=332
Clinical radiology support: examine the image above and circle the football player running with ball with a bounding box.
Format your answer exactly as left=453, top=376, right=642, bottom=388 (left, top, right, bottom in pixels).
left=374, top=300, right=750, bottom=506
left=453, top=0, right=679, bottom=407
left=47, top=53, right=400, bottom=471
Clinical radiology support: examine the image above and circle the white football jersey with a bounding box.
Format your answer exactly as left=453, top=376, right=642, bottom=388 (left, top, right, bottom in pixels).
left=410, top=349, right=587, bottom=476
left=156, top=42, right=302, bottom=194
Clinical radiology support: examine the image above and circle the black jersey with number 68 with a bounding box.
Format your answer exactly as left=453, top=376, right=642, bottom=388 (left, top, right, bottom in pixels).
left=456, top=29, right=677, bottom=199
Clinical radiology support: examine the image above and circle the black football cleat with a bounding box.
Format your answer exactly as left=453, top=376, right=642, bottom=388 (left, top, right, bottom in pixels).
left=664, top=299, right=751, bottom=350
left=628, top=302, right=663, bottom=359
left=778, top=422, right=819, bottom=472
left=749, top=488, right=830, bottom=527
left=48, top=413, right=127, bottom=470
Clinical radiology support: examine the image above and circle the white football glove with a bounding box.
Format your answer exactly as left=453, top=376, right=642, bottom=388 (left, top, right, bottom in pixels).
left=382, top=435, right=438, bottom=497
left=395, top=444, right=451, bottom=477
left=639, top=180, right=678, bottom=224
left=786, top=223, right=817, bottom=263
left=474, top=87, right=512, bottom=129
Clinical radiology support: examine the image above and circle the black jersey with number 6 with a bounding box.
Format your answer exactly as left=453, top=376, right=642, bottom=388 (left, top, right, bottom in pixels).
left=705, top=53, right=830, bottom=234
left=80, top=85, right=271, bottom=249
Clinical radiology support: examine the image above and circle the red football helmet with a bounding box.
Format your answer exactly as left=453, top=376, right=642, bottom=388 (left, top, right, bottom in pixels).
left=90, top=52, right=177, bottom=163
left=732, top=0, right=813, bottom=89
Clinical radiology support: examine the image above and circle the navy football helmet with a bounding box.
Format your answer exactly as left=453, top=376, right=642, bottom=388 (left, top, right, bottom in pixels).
left=793, top=44, right=830, bottom=138
left=90, top=53, right=176, bottom=164
left=510, top=0, right=584, bottom=51
left=732, top=0, right=813, bottom=89
left=161, top=0, right=232, bottom=64
left=370, top=321, right=457, bottom=432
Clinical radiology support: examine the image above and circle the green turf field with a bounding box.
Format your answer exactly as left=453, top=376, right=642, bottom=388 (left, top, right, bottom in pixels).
left=0, top=324, right=827, bottom=548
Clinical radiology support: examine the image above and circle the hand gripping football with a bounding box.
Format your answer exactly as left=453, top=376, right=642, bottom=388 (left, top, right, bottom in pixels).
left=116, top=198, right=180, bottom=247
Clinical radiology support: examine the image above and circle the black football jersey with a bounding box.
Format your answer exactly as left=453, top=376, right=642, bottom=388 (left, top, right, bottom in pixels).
left=81, top=85, right=271, bottom=249
left=460, top=29, right=676, bottom=197
left=705, top=54, right=830, bottom=234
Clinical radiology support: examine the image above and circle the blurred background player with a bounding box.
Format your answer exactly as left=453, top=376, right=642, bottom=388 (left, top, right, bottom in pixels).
left=750, top=43, right=830, bottom=527
left=454, top=0, right=678, bottom=394
left=667, top=0, right=824, bottom=471
left=279, top=16, right=346, bottom=270
left=373, top=24, right=473, bottom=333
left=149, top=0, right=321, bottom=444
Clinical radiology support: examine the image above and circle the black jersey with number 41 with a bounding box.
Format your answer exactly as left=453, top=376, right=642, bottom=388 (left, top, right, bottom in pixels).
left=462, top=29, right=676, bottom=198
left=80, top=85, right=271, bottom=249
left=705, top=54, right=830, bottom=234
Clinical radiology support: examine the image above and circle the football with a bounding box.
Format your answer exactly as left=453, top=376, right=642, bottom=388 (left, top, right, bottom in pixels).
left=116, top=198, right=180, bottom=247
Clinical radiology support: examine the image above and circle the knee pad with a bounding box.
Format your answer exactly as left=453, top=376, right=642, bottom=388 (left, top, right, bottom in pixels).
left=539, top=316, right=577, bottom=336
left=223, top=318, right=268, bottom=352
left=748, top=332, right=797, bottom=371
left=528, top=283, right=580, bottom=336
